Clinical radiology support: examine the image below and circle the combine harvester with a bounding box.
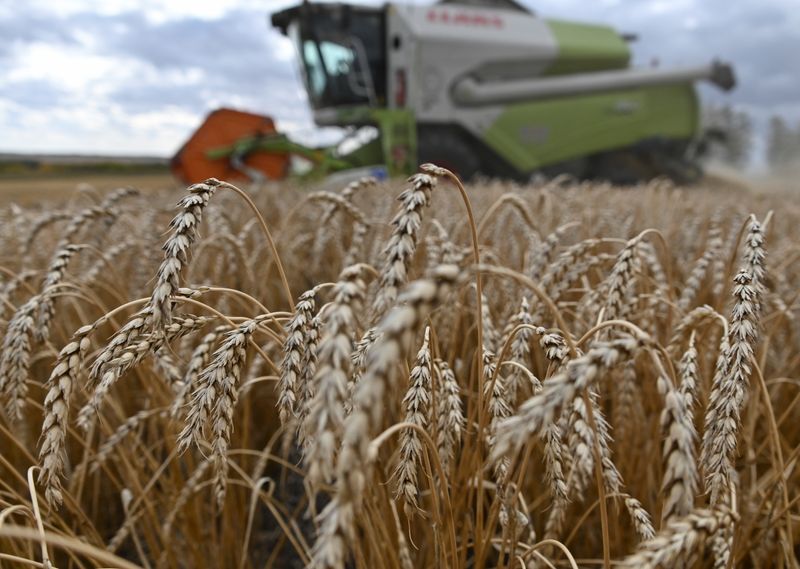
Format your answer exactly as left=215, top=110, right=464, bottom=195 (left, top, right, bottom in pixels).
left=173, top=0, right=736, bottom=185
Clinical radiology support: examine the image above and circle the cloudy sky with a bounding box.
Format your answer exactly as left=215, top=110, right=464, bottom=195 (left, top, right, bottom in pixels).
left=0, top=0, right=797, bottom=158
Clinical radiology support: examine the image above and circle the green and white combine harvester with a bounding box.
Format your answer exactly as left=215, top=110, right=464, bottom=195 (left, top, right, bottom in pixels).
left=270, top=0, right=735, bottom=183
left=178, top=0, right=735, bottom=185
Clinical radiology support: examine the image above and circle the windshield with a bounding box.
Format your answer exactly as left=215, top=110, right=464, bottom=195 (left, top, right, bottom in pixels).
left=287, top=8, right=385, bottom=111
left=302, top=38, right=361, bottom=102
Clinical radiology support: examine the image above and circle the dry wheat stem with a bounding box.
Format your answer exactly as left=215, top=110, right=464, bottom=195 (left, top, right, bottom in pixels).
left=476, top=192, right=537, bottom=239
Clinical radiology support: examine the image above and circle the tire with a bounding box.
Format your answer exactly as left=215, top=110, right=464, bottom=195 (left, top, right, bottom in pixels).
left=417, top=127, right=483, bottom=182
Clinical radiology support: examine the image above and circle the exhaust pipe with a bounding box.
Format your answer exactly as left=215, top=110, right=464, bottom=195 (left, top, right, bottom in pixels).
left=452, top=60, right=735, bottom=107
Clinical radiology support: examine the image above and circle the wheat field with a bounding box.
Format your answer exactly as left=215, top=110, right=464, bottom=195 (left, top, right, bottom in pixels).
left=0, top=166, right=798, bottom=568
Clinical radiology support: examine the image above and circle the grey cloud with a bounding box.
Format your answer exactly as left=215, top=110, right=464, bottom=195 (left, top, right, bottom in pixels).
left=597, top=2, right=796, bottom=111
left=108, top=12, right=279, bottom=75
left=0, top=11, right=78, bottom=48
left=528, top=0, right=799, bottom=117
left=1, top=6, right=312, bottom=138
left=109, top=82, right=216, bottom=114
left=1, top=0, right=797, bottom=155
left=1, top=6, right=299, bottom=97
left=0, top=79, right=70, bottom=109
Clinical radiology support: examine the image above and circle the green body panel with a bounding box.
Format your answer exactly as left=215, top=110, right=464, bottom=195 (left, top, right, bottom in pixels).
left=332, top=108, right=417, bottom=176
left=337, top=136, right=384, bottom=168
left=482, top=83, right=699, bottom=173
left=333, top=105, right=375, bottom=125
left=371, top=109, right=417, bottom=176
left=545, top=19, right=630, bottom=75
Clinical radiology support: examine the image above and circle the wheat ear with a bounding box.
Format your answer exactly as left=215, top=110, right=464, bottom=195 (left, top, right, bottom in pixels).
left=278, top=288, right=320, bottom=427
left=89, top=306, right=153, bottom=384
left=505, top=297, right=537, bottom=403
left=305, top=265, right=367, bottom=490
left=37, top=324, right=94, bottom=506
left=0, top=296, right=41, bottom=419
left=311, top=265, right=460, bottom=569
left=297, top=314, right=322, bottom=450
left=434, top=358, right=463, bottom=474
left=372, top=172, right=436, bottom=318
left=178, top=315, right=268, bottom=506
left=392, top=326, right=432, bottom=515
left=172, top=325, right=227, bottom=417
left=604, top=236, right=641, bottom=322
left=35, top=243, right=87, bottom=342
left=701, top=215, right=766, bottom=504
left=678, top=245, right=715, bottom=311
left=150, top=178, right=222, bottom=329
left=345, top=328, right=378, bottom=415
left=619, top=507, right=736, bottom=568
left=492, top=337, right=639, bottom=461
left=78, top=315, right=213, bottom=430
left=658, top=375, right=698, bottom=524
left=92, top=408, right=169, bottom=471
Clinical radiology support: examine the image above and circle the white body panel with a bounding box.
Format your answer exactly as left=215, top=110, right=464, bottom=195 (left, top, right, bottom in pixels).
left=453, top=63, right=729, bottom=106
left=387, top=3, right=559, bottom=135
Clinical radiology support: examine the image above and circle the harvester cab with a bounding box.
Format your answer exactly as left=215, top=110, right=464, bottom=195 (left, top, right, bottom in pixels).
left=276, top=3, right=385, bottom=111
left=271, top=0, right=736, bottom=184
left=272, top=2, right=418, bottom=177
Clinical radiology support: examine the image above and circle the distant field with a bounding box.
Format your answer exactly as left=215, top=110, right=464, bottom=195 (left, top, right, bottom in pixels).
left=0, top=172, right=178, bottom=205
left=0, top=153, right=174, bottom=205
